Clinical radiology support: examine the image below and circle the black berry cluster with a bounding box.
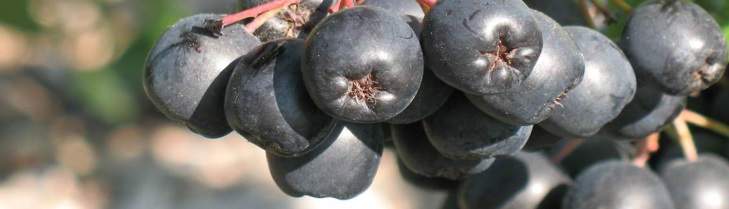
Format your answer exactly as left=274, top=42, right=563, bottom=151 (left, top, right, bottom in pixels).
left=143, top=0, right=729, bottom=207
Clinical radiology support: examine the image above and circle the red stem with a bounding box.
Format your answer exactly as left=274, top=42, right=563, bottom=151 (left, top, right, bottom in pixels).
left=419, top=0, right=436, bottom=7
left=245, top=7, right=284, bottom=33
left=222, top=0, right=300, bottom=27
left=328, top=0, right=342, bottom=13
left=632, top=133, right=660, bottom=167
left=341, top=0, right=355, bottom=9
left=550, top=139, right=584, bottom=164
left=415, top=0, right=436, bottom=13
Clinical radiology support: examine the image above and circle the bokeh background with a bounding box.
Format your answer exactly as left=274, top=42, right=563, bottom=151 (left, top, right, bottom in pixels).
left=0, top=0, right=728, bottom=208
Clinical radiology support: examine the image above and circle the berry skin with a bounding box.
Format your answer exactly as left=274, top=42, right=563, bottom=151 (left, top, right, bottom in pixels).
left=144, top=14, right=260, bottom=138
left=302, top=6, right=424, bottom=123
left=621, top=0, right=728, bottom=95
left=362, top=0, right=424, bottom=20
left=523, top=126, right=564, bottom=151
left=395, top=159, right=461, bottom=190
left=601, top=82, right=686, bottom=139
left=388, top=67, right=454, bottom=124
left=660, top=155, right=729, bottom=209
left=423, top=93, right=532, bottom=160
left=224, top=39, right=338, bottom=157
left=375, top=5, right=452, bottom=125
left=458, top=152, right=572, bottom=209
left=266, top=123, right=384, bottom=200
left=540, top=26, right=637, bottom=138
left=562, top=161, right=675, bottom=209
left=391, top=122, right=494, bottom=180
left=421, top=0, right=543, bottom=95
left=467, top=10, right=584, bottom=126
left=523, top=0, right=585, bottom=26
left=553, top=137, right=635, bottom=177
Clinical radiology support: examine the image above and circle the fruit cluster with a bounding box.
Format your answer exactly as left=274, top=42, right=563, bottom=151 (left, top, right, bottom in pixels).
left=143, top=0, right=729, bottom=206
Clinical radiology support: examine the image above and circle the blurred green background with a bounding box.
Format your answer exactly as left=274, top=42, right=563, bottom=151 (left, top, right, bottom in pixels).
left=0, top=0, right=728, bottom=208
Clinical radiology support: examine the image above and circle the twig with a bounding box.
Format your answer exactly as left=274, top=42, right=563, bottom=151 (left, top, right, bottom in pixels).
left=589, top=0, right=617, bottom=24
left=328, top=0, right=341, bottom=13
left=245, top=7, right=285, bottom=33
left=632, top=133, right=660, bottom=167
left=415, top=0, right=436, bottom=14
left=550, top=139, right=584, bottom=164
left=610, top=0, right=633, bottom=13
left=672, top=115, right=698, bottom=161
left=222, top=0, right=300, bottom=27
left=681, top=109, right=729, bottom=139
left=340, top=0, right=355, bottom=9
left=578, top=0, right=597, bottom=28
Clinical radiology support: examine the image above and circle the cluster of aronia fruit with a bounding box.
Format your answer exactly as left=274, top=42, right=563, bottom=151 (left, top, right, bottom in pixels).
left=143, top=0, right=729, bottom=207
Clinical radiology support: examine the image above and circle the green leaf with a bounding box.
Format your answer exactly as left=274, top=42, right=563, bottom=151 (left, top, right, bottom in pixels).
left=725, top=25, right=729, bottom=59
left=70, top=69, right=139, bottom=124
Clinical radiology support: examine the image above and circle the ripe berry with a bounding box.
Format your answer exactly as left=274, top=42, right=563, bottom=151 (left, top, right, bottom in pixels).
left=362, top=0, right=424, bottom=20
left=388, top=67, right=454, bottom=124
left=467, top=10, right=584, bottom=126
left=660, top=155, right=729, bottom=209
left=540, top=26, right=636, bottom=138
left=554, top=137, right=634, bottom=177
left=421, top=0, right=543, bottom=94
left=395, top=159, right=461, bottom=190
left=302, top=6, right=424, bottom=123
left=601, top=83, right=686, bottom=139
left=144, top=14, right=260, bottom=138
left=391, top=122, right=494, bottom=180
left=374, top=5, right=452, bottom=125
left=523, top=0, right=585, bottom=26
left=267, top=123, right=384, bottom=199
left=562, top=161, right=675, bottom=209
left=423, top=93, right=532, bottom=160
left=621, top=0, right=728, bottom=95
left=224, top=39, right=338, bottom=157
left=524, top=126, right=564, bottom=151
left=458, top=152, right=572, bottom=209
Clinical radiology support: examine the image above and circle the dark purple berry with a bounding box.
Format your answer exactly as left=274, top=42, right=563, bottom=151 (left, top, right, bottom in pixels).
left=302, top=6, right=424, bottom=123
left=621, top=0, right=727, bottom=95
left=224, top=39, right=338, bottom=157
left=421, top=0, right=543, bottom=94
left=467, top=10, right=584, bottom=125
left=144, top=14, right=260, bottom=138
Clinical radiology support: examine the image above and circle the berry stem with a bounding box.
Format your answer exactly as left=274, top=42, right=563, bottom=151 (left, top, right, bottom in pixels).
left=610, top=0, right=633, bottom=13
left=550, top=139, right=584, bottom=164
left=245, top=7, right=285, bottom=33
left=589, top=0, right=617, bottom=24
left=221, top=0, right=300, bottom=27
left=632, top=133, right=660, bottom=167
left=670, top=114, right=699, bottom=161
left=415, top=0, right=436, bottom=14
left=578, top=0, right=597, bottom=28
left=340, top=0, right=355, bottom=10
left=681, top=109, right=729, bottom=139
left=328, top=0, right=342, bottom=13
